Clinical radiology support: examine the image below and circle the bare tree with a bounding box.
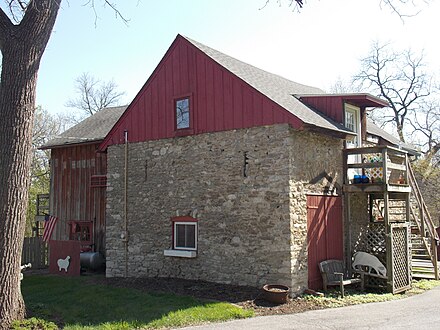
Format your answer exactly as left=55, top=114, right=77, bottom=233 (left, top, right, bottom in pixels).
left=407, top=97, right=440, bottom=164
left=66, top=72, right=125, bottom=118
left=354, top=41, right=432, bottom=143
left=328, top=77, right=361, bottom=94
left=262, top=0, right=430, bottom=17
left=0, top=1, right=124, bottom=327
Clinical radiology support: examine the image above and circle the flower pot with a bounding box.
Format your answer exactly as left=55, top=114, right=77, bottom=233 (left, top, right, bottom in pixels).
left=262, top=284, right=290, bottom=304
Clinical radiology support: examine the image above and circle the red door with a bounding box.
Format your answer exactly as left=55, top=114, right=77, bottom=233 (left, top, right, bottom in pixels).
left=307, top=195, right=343, bottom=290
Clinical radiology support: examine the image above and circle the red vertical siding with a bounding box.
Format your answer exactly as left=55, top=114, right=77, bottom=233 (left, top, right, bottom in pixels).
left=50, top=143, right=107, bottom=255
left=300, top=96, right=344, bottom=124
left=307, top=195, right=343, bottom=290
left=100, top=36, right=304, bottom=150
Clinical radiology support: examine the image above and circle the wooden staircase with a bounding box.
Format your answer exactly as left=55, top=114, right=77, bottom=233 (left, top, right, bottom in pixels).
left=407, top=160, right=439, bottom=280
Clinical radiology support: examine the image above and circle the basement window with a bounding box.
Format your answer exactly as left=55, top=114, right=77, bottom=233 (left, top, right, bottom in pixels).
left=176, top=97, right=190, bottom=129
left=164, top=216, right=198, bottom=258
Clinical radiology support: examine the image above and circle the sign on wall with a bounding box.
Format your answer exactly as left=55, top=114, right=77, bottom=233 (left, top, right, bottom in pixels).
left=49, top=240, right=81, bottom=276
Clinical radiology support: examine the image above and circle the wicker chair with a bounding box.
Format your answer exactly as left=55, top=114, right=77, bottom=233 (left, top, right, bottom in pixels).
left=319, top=259, right=364, bottom=297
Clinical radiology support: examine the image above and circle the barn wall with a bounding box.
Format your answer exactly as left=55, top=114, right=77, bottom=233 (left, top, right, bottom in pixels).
left=105, top=123, right=344, bottom=293
left=106, top=124, right=293, bottom=289
left=288, top=129, right=344, bottom=292
left=102, top=37, right=302, bottom=148
left=50, top=143, right=107, bottom=255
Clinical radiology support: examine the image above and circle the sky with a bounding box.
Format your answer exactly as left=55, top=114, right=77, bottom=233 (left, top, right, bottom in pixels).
left=32, top=0, right=440, bottom=116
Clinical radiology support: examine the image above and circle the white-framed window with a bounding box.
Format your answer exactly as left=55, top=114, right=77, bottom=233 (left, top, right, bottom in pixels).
left=164, top=216, right=198, bottom=258
left=174, top=220, right=197, bottom=251
left=344, top=103, right=361, bottom=148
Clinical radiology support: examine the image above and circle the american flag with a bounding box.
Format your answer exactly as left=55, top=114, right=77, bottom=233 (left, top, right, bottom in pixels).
left=42, top=215, right=58, bottom=242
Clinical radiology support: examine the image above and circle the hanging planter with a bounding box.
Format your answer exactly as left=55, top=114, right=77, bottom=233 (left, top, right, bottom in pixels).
left=262, top=284, right=290, bottom=304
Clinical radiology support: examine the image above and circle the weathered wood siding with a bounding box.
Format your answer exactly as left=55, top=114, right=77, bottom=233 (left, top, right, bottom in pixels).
left=50, top=143, right=107, bottom=255
left=22, top=237, right=48, bottom=269
left=100, top=36, right=303, bottom=148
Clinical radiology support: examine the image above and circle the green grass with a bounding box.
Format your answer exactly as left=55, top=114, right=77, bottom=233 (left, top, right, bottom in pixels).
left=19, top=275, right=253, bottom=330
left=303, top=279, right=440, bottom=308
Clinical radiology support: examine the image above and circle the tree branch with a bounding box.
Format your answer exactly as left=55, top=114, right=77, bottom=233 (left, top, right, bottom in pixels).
left=0, top=7, right=14, bottom=50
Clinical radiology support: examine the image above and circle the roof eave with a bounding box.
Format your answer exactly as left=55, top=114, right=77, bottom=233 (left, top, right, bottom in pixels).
left=39, top=139, right=103, bottom=150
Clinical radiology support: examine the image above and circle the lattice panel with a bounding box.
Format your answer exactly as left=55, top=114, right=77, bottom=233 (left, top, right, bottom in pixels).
left=391, top=224, right=411, bottom=293
left=355, top=223, right=386, bottom=264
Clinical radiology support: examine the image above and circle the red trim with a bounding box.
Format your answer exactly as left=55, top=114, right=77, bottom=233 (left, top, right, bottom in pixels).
left=171, top=216, right=198, bottom=222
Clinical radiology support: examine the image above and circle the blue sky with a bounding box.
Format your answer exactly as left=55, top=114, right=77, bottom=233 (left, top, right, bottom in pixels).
left=34, top=0, right=440, bottom=115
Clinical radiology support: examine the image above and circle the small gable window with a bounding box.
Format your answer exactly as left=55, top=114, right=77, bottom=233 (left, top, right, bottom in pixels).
left=176, top=97, right=190, bottom=129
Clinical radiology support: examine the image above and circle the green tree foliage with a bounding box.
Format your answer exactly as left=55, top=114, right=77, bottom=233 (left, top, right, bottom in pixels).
left=25, top=107, right=63, bottom=236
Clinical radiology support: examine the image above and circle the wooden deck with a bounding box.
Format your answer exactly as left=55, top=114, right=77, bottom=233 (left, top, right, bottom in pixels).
left=344, top=183, right=411, bottom=193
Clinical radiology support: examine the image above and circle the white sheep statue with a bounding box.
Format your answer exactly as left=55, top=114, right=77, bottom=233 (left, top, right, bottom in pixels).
left=20, top=263, right=32, bottom=281
left=57, top=256, right=71, bottom=272
left=352, top=251, right=387, bottom=277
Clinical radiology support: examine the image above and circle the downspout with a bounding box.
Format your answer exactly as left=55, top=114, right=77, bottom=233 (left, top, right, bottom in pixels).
left=124, top=130, right=128, bottom=277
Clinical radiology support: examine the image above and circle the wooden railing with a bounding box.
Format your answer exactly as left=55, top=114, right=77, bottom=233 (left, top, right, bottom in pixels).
left=343, top=145, right=409, bottom=187
left=407, top=159, right=439, bottom=279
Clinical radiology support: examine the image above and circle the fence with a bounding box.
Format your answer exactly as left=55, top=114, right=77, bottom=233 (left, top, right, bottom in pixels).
left=22, top=237, right=48, bottom=269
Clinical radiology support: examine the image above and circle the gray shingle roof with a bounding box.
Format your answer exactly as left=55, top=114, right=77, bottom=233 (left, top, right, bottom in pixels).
left=41, top=106, right=127, bottom=149
left=366, top=119, right=418, bottom=154
left=183, top=36, right=352, bottom=135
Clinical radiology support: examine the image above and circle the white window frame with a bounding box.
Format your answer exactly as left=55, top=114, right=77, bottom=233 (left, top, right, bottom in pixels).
left=344, top=103, right=361, bottom=148
left=173, top=221, right=197, bottom=251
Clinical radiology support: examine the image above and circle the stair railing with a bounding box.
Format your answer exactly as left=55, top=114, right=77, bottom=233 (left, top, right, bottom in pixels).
left=407, top=158, right=439, bottom=279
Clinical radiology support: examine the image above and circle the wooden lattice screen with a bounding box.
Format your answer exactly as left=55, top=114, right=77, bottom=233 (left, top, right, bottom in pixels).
left=353, top=223, right=387, bottom=288
left=390, top=223, right=411, bottom=293
left=354, top=223, right=386, bottom=258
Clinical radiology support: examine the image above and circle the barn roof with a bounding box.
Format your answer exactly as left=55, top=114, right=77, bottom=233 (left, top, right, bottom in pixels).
left=183, top=36, right=351, bottom=135
left=41, top=105, right=127, bottom=149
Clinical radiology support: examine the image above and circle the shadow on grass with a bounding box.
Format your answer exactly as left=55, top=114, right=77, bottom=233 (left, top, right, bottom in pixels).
left=22, top=275, right=252, bottom=329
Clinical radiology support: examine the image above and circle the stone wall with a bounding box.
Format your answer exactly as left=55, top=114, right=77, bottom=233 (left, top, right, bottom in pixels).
left=288, top=129, right=344, bottom=292
left=106, top=124, right=343, bottom=293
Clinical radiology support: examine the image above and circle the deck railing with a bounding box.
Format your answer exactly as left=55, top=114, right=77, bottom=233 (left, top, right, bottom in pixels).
left=407, top=158, right=439, bottom=279
left=343, top=145, right=409, bottom=187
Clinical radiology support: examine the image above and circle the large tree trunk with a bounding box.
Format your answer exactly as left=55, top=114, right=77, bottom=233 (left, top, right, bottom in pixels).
left=0, top=1, right=61, bottom=328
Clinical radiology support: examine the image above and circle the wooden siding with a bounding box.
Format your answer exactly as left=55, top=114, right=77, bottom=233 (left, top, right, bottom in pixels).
left=22, top=237, right=48, bottom=269
left=300, top=95, right=388, bottom=126
left=307, top=195, right=343, bottom=290
left=300, top=96, right=344, bottom=124
left=50, top=143, right=107, bottom=256
left=100, top=36, right=303, bottom=149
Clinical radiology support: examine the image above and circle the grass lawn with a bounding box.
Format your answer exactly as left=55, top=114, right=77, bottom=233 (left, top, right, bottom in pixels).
left=15, top=275, right=253, bottom=330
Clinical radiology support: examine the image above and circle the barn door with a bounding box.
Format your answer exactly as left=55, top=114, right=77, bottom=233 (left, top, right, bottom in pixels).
left=307, top=195, right=343, bottom=290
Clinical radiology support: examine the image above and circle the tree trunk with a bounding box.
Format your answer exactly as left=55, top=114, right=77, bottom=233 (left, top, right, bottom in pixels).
left=0, top=2, right=61, bottom=328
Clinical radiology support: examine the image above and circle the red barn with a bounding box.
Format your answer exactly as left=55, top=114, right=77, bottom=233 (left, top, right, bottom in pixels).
left=41, top=106, right=126, bottom=256
left=43, top=35, right=436, bottom=293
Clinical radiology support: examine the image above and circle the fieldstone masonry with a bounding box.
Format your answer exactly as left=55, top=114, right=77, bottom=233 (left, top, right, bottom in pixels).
left=106, top=124, right=343, bottom=294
